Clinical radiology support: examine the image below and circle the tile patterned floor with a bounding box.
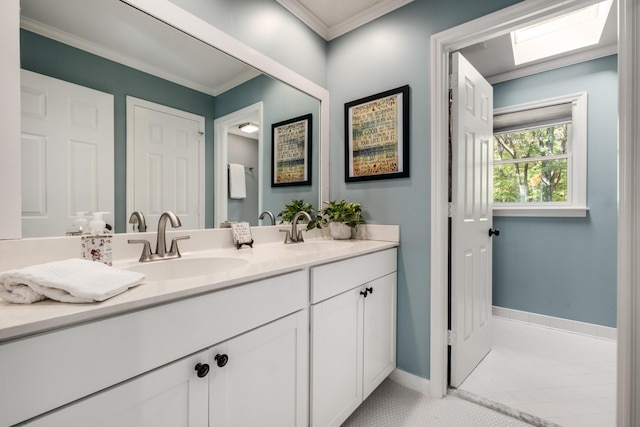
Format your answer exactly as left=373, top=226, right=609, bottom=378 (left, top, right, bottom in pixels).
left=458, top=317, right=616, bottom=427
left=343, top=379, right=533, bottom=426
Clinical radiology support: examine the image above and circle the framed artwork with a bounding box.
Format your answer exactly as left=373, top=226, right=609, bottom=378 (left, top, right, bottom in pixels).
left=271, top=113, right=312, bottom=187
left=344, top=85, right=410, bottom=182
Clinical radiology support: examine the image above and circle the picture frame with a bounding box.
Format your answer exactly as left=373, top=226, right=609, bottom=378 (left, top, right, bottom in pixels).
left=271, top=113, right=312, bottom=187
left=344, top=85, right=410, bottom=182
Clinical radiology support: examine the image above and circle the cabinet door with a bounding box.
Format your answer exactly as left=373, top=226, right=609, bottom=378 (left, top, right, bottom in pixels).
left=363, top=273, right=397, bottom=398
left=209, top=310, right=308, bottom=427
left=25, top=350, right=209, bottom=427
left=310, top=287, right=364, bottom=427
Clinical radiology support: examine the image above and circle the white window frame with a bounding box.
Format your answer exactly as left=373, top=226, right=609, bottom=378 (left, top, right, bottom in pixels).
left=492, top=92, right=588, bottom=217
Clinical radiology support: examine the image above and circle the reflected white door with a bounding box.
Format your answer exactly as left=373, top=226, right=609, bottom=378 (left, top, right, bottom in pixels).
left=20, top=70, right=114, bottom=237
left=450, top=52, right=494, bottom=387
left=127, top=97, right=204, bottom=232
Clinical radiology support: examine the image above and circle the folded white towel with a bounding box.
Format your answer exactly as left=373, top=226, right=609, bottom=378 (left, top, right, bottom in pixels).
left=229, top=163, right=246, bottom=199
left=0, top=258, right=145, bottom=304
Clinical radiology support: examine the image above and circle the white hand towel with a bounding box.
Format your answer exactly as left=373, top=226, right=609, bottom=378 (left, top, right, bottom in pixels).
left=228, top=163, right=246, bottom=199
left=0, top=258, right=145, bottom=304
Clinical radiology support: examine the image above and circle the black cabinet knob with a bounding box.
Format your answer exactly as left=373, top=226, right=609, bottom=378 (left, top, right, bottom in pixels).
left=194, top=363, right=209, bottom=378
left=360, top=290, right=368, bottom=297
left=488, top=228, right=500, bottom=237
left=215, top=353, right=229, bottom=367
left=366, top=287, right=373, bottom=294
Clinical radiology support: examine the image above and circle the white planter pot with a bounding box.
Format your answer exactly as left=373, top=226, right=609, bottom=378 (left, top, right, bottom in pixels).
left=329, top=222, right=352, bottom=240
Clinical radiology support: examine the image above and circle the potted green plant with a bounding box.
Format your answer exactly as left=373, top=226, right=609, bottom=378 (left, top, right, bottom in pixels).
left=277, top=199, right=319, bottom=230
left=318, top=200, right=366, bottom=239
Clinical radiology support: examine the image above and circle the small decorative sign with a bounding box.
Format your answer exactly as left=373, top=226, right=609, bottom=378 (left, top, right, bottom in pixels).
left=230, top=222, right=254, bottom=249
left=81, top=235, right=113, bottom=266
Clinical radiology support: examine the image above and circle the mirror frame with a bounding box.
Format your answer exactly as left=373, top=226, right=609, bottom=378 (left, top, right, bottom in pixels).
left=124, top=0, right=329, bottom=226
left=0, top=0, right=329, bottom=240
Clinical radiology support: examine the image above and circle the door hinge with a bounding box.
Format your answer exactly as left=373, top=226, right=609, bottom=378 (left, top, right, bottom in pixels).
left=447, top=330, right=456, bottom=345
left=448, top=202, right=453, bottom=218
left=449, top=73, right=458, bottom=89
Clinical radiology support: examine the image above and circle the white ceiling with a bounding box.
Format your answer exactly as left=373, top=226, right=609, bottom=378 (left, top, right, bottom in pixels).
left=276, top=0, right=414, bottom=40
left=459, top=0, right=618, bottom=83
left=20, top=0, right=260, bottom=96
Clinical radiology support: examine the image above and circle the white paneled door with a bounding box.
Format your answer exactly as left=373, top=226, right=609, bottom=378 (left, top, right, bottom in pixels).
left=20, top=70, right=114, bottom=237
left=450, top=52, right=494, bottom=387
left=127, top=97, right=204, bottom=232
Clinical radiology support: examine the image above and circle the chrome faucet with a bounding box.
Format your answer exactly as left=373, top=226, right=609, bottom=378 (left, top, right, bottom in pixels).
left=128, top=211, right=147, bottom=232
left=259, top=210, right=276, bottom=225
left=281, top=211, right=311, bottom=244
left=128, top=211, right=190, bottom=262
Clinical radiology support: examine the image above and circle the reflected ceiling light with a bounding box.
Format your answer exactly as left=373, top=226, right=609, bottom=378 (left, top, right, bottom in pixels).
left=239, top=122, right=259, bottom=133
left=510, top=0, right=613, bottom=65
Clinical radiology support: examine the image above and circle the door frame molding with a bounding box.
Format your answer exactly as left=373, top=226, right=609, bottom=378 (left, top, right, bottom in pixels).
left=125, top=96, right=206, bottom=231
left=213, top=102, right=264, bottom=227
left=429, top=0, right=638, bottom=423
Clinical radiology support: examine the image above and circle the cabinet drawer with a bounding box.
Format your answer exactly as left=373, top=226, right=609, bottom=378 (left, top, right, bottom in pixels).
left=0, top=270, right=307, bottom=426
left=310, top=248, right=397, bottom=304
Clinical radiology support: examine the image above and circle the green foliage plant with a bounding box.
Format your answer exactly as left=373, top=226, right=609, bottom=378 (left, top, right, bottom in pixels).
left=277, top=199, right=319, bottom=230
left=318, top=200, right=366, bottom=229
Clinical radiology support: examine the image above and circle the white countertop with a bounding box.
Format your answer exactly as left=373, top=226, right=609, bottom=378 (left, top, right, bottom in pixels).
left=0, top=232, right=398, bottom=343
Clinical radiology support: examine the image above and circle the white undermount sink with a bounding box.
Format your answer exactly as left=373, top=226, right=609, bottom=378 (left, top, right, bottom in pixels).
left=126, top=256, right=249, bottom=281
left=285, top=240, right=355, bottom=252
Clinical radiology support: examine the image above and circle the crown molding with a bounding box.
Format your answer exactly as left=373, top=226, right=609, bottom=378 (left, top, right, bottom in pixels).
left=276, top=0, right=414, bottom=41
left=20, top=17, right=259, bottom=96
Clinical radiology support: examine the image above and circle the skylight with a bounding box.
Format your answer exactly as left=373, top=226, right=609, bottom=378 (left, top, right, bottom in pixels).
left=510, top=0, right=613, bottom=65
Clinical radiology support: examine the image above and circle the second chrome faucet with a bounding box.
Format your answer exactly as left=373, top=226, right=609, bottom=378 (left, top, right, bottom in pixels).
left=128, top=211, right=190, bottom=262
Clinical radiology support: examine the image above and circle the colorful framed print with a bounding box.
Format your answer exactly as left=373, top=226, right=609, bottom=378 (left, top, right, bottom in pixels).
left=344, top=85, right=410, bottom=182
left=271, top=114, right=312, bottom=187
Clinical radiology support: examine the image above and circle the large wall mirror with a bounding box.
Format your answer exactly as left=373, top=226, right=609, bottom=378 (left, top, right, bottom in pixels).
left=14, top=0, right=328, bottom=238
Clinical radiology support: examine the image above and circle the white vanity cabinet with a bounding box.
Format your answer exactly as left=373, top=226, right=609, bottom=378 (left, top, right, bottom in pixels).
left=24, top=310, right=308, bottom=427
left=209, top=309, right=308, bottom=426
left=309, top=248, right=397, bottom=427
left=3, top=270, right=308, bottom=427
left=25, top=349, right=211, bottom=426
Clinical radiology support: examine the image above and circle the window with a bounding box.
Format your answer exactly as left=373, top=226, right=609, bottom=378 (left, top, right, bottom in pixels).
left=492, top=92, right=587, bottom=217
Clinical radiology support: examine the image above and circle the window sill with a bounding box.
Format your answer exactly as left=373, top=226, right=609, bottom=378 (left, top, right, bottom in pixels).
left=492, top=206, right=589, bottom=217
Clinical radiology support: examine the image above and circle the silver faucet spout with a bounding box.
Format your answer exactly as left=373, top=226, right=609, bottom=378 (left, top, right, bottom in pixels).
left=128, top=211, right=147, bottom=232
left=259, top=210, right=276, bottom=225
left=290, top=211, right=312, bottom=243
left=156, top=211, right=182, bottom=257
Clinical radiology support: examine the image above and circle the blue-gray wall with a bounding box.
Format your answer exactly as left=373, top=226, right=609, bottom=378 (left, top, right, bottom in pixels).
left=20, top=30, right=217, bottom=232
left=327, top=0, right=523, bottom=380
left=168, top=0, right=327, bottom=88
left=215, top=75, right=320, bottom=218
left=492, top=55, right=618, bottom=327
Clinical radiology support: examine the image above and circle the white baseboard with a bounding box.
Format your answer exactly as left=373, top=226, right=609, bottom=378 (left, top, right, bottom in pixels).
left=493, top=306, right=617, bottom=341
left=388, top=368, right=431, bottom=395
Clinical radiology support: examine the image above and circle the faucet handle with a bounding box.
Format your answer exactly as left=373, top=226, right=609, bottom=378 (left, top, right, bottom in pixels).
left=128, top=239, right=152, bottom=262
left=280, top=229, right=293, bottom=244
left=169, top=235, right=190, bottom=257
left=296, top=229, right=307, bottom=243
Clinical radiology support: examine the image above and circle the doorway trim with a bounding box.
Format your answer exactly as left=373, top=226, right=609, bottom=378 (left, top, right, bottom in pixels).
left=213, top=102, right=264, bottom=227
left=429, top=0, right=638, bottom=423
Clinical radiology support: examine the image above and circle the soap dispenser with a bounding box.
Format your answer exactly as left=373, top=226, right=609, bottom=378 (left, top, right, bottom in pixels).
left=81, top=212, right=113, bottom=266
left=88, top=211, right=108, bottom=235
left=66, top=211, right=89, bottom=236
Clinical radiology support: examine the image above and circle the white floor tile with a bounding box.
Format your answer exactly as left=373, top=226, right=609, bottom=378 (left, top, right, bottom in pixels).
left=459, top=317, right=616, bottom=427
